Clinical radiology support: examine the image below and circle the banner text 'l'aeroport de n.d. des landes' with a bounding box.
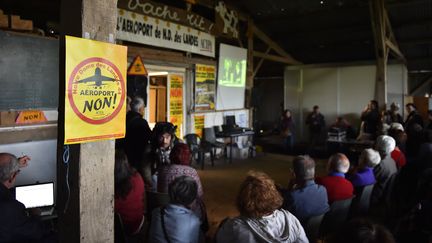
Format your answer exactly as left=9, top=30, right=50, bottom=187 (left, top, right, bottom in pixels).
left=116, top=9, right=215, bottom=57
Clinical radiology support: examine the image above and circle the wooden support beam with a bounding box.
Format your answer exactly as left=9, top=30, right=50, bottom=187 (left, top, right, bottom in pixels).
left=253, top=46, right=271, bottom=78
left=253, top=51, right=299, bottom=65
left=369, top=0, right=388, bottom=107
left=251, top=23, right=302, bottom=65
left=385, top=38, right=405, bottom=61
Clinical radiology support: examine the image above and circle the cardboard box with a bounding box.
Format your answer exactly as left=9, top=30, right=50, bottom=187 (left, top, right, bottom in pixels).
left=0, top=9, right=8, bottom=28
left=11, top=15, right=33, bottom=31
left=0, top=111, right=18, bottom=126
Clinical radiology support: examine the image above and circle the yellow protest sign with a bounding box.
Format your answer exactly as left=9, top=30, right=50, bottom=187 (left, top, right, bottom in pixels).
left=169, top=74, right=183, bottom=138
left=127, top=55, right=148, bottom=76
left=65, top=36, right=127, bottom=144
left=195, top=64, right=215, bottom=111
left=16, top=110, right=47, bottom=124
left=194, top=115, right=204, bottom=138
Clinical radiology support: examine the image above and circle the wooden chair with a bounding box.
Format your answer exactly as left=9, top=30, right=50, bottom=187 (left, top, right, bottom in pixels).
left=304, top=213, right=325, bottom=243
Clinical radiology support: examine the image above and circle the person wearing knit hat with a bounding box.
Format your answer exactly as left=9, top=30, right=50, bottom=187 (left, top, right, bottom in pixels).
left=157, top=143, right=207, bottom=226
left=371, top=135, right=398, bottom=205
left=347, top=148, right=378, bottom=188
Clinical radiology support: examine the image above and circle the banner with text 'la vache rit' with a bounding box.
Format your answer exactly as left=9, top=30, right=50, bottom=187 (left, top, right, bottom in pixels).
left=65, top=36, right=127, bottom=144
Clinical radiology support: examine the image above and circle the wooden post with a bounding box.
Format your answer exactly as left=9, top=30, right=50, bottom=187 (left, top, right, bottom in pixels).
left=370, top=0, right=388, bottom=108
left=57, top=0, right=117, bottom=242
left=370, top=0, right=406, bottom=108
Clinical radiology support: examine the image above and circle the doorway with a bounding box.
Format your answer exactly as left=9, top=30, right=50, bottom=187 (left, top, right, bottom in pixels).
left=148, top=75, right=167, bottom=126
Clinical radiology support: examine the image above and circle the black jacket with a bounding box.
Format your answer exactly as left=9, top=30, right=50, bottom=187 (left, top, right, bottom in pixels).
left=404, top=111, right=424, bottom=132
left=124, top=111, right=152, bottom=169
left=0, top=183, right=45, bottom=243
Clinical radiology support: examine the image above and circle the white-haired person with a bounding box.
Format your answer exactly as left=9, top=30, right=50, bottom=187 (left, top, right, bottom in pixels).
left=316, top=153, right=354, bottom=203
left=370, top=135, right=398, bottom=205
left=388, top=124, right=407, bottom=169
left=347, top=148, right=378, bottom=188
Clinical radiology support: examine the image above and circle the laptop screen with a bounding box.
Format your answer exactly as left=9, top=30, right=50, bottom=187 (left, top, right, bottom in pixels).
left=15, top=183, right=54, bottom=208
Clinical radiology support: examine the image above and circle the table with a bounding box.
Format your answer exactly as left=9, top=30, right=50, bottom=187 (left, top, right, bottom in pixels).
left=216, top=130, right=255, bottom=163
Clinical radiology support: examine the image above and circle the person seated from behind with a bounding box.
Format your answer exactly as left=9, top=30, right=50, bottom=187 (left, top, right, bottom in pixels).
left=216, top=171, right=308, bottom=243
left=0, top=153, right=54, bottom=242
left=326, top=218, right=395, bottom=243
left=282, top=155, right=329, bottom=224
left=149, top=176, right=202, bottom=243
left=316, top=153, right=354, bottom=203
left=114, top=150, right=145, bottom=236
left=370, top=135, right=398, bottom=205
left=387, top=125, right=407, bottom=169
left=157, top=143, right=206, bottom=224
left=347, top=148, right=378, bottom=188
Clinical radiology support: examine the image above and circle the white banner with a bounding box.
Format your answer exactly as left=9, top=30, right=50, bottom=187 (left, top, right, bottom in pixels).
left=117, top=9, right=215, bottom=57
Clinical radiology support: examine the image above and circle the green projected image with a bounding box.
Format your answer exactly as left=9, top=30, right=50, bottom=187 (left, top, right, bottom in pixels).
left=219, top=59, right=246, bottom=87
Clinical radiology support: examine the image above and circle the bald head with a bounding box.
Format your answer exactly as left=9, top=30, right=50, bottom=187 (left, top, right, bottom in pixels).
left=328, top=153, right=350, bottom=173
left=0, top=153, right=19, bottom=184
left=292, top=155, right=315, bottom=180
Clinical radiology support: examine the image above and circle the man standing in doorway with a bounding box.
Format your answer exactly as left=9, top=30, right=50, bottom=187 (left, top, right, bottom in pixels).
left=306, top=105, right=326, bottom=151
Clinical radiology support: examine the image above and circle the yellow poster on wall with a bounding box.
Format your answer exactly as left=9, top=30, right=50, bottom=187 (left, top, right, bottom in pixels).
left=194, top=115, right=205, bottom=138
left=169, top=74, right=183, bottom=138
left=65, top=36, right=127, bottom=144
left=195, top=64, right=216, bottom=111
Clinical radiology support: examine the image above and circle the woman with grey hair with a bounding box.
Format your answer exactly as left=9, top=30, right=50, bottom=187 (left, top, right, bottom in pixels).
left=347, top=148, right=378, bottom=188
left=371, top=135, right=398, bottom=205
left=149, top=176, right=202, bottom=243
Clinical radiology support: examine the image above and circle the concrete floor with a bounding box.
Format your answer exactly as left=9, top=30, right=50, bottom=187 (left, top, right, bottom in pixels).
left=195, top=152, right=328, bottom=237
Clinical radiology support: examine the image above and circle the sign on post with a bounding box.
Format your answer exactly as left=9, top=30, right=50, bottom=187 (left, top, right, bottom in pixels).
left=64, top=36, right=127, bottom=144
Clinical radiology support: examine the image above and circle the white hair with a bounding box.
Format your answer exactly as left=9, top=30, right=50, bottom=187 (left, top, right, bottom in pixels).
left=328, top=153, right=350, bottom=174
left=360, top=148, right=381, bottom=167
left=375, top=135, right=396, bottom=156
left=390, top=123, right=404, bottom=132
left=131, top=97, right=144, bottom=113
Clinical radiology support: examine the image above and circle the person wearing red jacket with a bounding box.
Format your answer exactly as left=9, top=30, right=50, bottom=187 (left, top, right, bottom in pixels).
left=317, top=153, right=354, bottom=203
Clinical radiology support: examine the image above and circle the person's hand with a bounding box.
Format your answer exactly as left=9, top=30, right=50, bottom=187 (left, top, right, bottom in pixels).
left=18, top=155, right=31, bottom=168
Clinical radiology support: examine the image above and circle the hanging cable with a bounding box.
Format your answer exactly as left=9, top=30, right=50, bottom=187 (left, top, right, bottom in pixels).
left=63, top=145, right=71, bottom=214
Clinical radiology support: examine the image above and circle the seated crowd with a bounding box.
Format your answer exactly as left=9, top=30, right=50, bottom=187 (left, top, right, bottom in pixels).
left=1, top=95, right=431, bottom=242
left=110, top=98, right=432, bottom=242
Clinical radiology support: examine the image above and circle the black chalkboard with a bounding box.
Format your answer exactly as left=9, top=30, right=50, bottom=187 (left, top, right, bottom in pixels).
left=0, top=31, right=59, bottom=110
